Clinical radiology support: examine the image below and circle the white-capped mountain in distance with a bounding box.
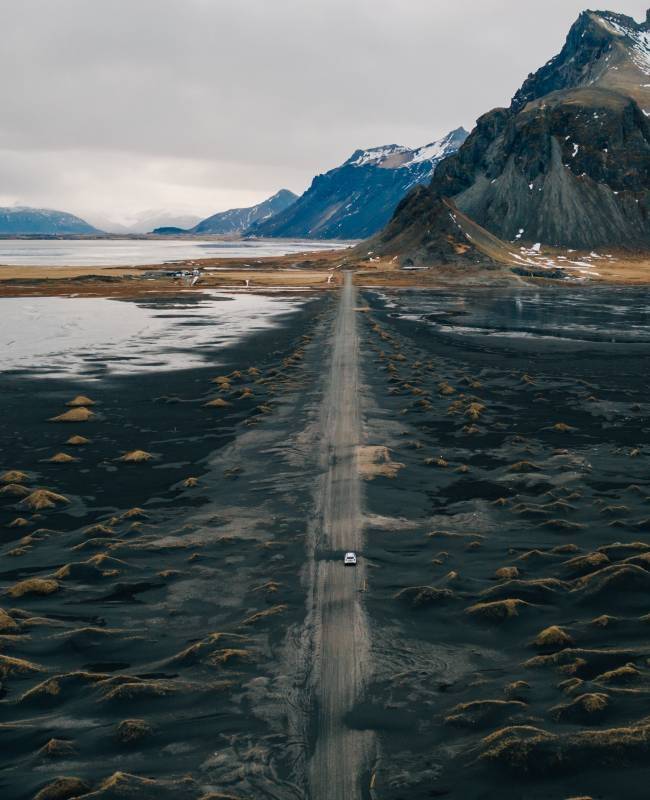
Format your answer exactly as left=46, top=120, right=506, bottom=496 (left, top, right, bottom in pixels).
left=247, top=127, right=468, bottom=239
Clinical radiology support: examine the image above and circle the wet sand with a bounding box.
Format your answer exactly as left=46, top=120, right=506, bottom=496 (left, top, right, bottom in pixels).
left=3, top=278, right=650, bottom=798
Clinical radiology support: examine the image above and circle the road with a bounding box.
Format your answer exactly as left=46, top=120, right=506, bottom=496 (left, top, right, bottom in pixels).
left=308, top=271, right=374, bottom=799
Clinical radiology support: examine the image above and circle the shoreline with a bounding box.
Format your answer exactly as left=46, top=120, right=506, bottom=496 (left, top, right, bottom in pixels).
left=0, top=245, right=648, bottom=298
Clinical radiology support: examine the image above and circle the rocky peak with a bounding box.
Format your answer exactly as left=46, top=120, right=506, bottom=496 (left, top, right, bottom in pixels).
left=510, top=11, right=617, bottom=112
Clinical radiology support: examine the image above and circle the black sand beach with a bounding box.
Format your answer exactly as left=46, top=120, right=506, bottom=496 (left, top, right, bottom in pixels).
left=3, top=282, right=650, bottom=799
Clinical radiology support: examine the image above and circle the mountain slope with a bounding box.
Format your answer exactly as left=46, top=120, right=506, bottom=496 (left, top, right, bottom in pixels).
left=248, top=128, right=468, bottom=240
left=0, top=207, right=100, bottom=235
left=192, top=189, right=297, bottom=235
left=373, top=8, right=650, bottom=259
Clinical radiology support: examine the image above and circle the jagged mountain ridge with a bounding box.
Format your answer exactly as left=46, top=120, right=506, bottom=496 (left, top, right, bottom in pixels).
left=0, top=207, right=100, bottom=235
left=373, top=8, right=650, bottom=260
left=247, top=128, right=468, bottom=240
left=191, top=189, right=297, bottom=235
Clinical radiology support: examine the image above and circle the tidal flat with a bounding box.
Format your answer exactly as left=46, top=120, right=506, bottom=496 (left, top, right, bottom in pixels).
left=2, top=283, right=650, bottom=799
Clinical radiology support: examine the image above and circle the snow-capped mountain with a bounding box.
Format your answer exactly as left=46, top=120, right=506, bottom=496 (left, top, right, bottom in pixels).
left=372, top=8, right=650, bottom=263
left=247, top=128, right=468, bottom=240
left=0, top=206, right=100, bottom=235
left=191, top=189, right=298, bottom=235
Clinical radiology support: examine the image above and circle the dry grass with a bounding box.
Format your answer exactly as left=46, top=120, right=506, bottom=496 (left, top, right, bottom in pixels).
left=562, top=551, right=610, bottom=577
left=594, top=663, right=641, bottom=685
left=7, top=517, right=30, bottom=528
left=481, top=721, right=650, bottom=773
left=115, top=718, right=152, bottom=744
left=117, top=450, right=154, bottom=463
left=34, top=777, right=90, bottom=800
left=0, top=470, right=29, bottom=483
left=207, top=648, right=252, bottom=667
left=47, top=452, right=78, bottom=463
left=533, top=625, right=574, bottom=649
left=121, top=507, right=148, bottom=520
left=0, top=483, right=31, bottom=498
left=495, top=566, right=519, bottom=580
left=66, top=395, right=95, bottom=407
left=465, top=402, right=486, bottom=421
left=6, top=578, right=59, bottom=598
left=507, top=460, right=541, bottom=473
left=242, top=604, right=288, bottom=626
left=39, top=738, right=76, bottom=758
left=395, top=585, right=456, bottom=607
left=550, top=692, right=609, bottom=722
left=66, top=435, right=91, bottom=446
left=18, top=489, right=69, bottom=511
left=444, top=699, right=527, bottom=728
left=465, top=599, right=531, bottom=621
left=204, top=397, right=231, bottom=408
left=49, top=407, right=95, bottom=423
left=0, top=609, right=18, bottom=632
left=0, top=653, right=44, bottom=678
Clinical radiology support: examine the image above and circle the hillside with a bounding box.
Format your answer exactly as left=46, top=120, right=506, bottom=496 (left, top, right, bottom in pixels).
left=0, top=207, right=100, bottom=235
left=192, top=189, right=297, bottom=235
left=372, top=8, right=650, bottom=261
left=248, top=128, right=468, bottom=240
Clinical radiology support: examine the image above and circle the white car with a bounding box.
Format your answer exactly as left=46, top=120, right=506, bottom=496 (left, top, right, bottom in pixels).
left=344, top=551, right=357, bottom=566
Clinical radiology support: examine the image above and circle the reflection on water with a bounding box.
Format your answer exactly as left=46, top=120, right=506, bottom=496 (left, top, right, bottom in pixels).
left=380, top=287, right=650, bottom=348
left=0, top=292, right=309, bottom=378
left=0, top=238, right=354, bottom=267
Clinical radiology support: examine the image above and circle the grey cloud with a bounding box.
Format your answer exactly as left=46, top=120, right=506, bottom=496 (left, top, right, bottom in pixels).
left=1, top=0, right=648, bottom=222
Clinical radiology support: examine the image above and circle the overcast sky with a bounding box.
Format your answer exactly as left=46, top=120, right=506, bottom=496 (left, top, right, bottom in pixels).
left=1, top=0, right=647, bottom=226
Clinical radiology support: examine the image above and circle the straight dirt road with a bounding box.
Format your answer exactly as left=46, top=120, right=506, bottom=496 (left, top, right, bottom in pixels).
left=307, top=271, right=374, bottom=799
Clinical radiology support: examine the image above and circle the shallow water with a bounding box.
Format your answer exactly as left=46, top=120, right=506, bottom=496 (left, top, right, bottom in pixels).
left=0, top=238, right=354, bottom=267
left=378, top=286, right=650, bottom=347
left=0, top=292, right=309, bottom=378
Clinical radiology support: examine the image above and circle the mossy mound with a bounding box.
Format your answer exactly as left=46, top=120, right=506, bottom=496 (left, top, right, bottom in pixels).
left=34, top=776, right=90, bottom=800
left=49, top=408, right=95, bottom=423
left=66, top=395, right=95, bottom=407
left=0, top=470, right=29, bottom=484
left=394, top=585, right=456, bottom=608
left=0, top=653, right=44, bottom=678
left=0, top=483, right=31, bottom=498
left=47, top=453, right=78, bottom=464
left=115, top=718, right=153, bottom=744
left=533, top=625, right=574, bottom=649
left=19, top=489, right=69, bottom=511
left=444, top=699, right=527, bottom=728
left=117, top=450, right=154, bottom=463
left=6, top=578, right=60, bottom=598
left=481, top=578, right=567, bottom=604
left=466, top=599, right=532, bottom=622
left=550, top=692, right=609, bottom=723
left=494, top=566, right=520, bottom=580
left=481, top=722, right=650, bottom=774
left=66, top=435, right=91, bottom=446
left=204, top=397, right=231, bottom=408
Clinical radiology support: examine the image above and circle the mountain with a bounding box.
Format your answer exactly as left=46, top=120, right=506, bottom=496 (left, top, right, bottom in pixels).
left=0, top=207, right=100, bottom=235
left=371, top=8, right=650, bottom=262
left=247, top=128, right=468, bottom=240
left=191, top=189, right=298, bottom=235
left=87, top=212, right=202, bottom=234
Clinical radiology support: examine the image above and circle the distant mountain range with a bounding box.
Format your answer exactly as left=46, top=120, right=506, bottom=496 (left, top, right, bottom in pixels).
left=248, top=128, right=468, bottom=240
left=371, top=8, right=650, bottom=264
left=0, top=207, right=100, bottom=235
left=181, top=189, right=298, bottom=235
left=99, top=211, right=203, bottom=234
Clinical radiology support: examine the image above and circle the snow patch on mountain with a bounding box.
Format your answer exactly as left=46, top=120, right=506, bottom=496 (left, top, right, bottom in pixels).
left=596, top=12, right=650, bottom=75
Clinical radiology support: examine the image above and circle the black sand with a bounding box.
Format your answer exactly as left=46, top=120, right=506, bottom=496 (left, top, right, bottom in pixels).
left=3, top=284, right=650, bottom=799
